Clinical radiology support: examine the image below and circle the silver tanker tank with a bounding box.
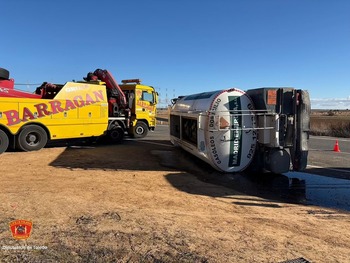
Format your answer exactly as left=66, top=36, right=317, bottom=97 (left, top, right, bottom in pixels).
left=170, top=88, right=257, bottom=173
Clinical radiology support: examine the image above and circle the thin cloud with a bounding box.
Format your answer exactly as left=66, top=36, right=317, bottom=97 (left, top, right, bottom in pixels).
left=311, top=98, right=350, bottom=109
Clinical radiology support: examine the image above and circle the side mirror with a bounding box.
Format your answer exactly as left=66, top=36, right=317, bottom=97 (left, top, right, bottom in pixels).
left=152, top=91, right=159, bottom=105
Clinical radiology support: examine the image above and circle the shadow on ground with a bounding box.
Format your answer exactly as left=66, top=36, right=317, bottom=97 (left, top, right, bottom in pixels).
left=160, top=149, right=350, bottom=212
left=49, top=136, right=350, bottom=211
left=49, top=139, right=175, bottom=171
left=150, top=148, right=306, bottom=207
left=305, top=167, right=350, bottom=180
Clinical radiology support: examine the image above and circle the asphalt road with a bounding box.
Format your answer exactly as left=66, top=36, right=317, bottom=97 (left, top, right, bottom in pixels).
left=308, top=136, right=350, bottom=178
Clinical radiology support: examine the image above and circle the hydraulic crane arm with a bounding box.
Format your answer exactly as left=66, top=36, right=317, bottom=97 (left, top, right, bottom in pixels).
left=92, top=69, right=127, bottom=108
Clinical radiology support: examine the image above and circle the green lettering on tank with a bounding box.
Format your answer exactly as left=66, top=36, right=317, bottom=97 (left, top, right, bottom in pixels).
left=228, top=96, right=242, bottom=167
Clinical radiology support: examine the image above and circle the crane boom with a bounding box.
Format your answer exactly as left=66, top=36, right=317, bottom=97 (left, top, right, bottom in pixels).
left=92, top=69, right=127, bottom=109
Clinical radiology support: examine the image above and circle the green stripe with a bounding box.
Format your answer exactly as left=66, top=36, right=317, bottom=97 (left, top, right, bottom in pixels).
left=228, top=96, right=242, bottom=167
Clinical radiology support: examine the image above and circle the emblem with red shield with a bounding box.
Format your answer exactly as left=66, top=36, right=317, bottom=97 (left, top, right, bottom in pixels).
left=9, top=220, right=33, bottom=240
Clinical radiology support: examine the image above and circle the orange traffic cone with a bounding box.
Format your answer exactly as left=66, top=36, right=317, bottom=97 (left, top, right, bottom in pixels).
left=333, top=140, right=341, bottom=152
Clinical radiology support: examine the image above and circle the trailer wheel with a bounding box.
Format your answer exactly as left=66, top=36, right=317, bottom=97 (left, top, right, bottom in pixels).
left=108, top=126, right=124, bottom=144
left=17, top=125, right=48, bottom=152
left=0, top=67, right=10, bottom=79
left=132, top=121, right=148, bottom=138
left=0, top=130, right=9, bottom=154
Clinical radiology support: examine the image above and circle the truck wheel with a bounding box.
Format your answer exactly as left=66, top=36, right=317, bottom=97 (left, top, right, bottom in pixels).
left=0, top=67, right=10, bottom=79
left=132, top=121, right=148, bottom=138
left=108, top=126, right=124, bottom=144
left=0, top=130, right=9, bottom=154
left=17, top=125, right=48, bottom=152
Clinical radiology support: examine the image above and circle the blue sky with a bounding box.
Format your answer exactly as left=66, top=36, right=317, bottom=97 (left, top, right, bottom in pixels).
left=1, top=0, right=350, bottom=108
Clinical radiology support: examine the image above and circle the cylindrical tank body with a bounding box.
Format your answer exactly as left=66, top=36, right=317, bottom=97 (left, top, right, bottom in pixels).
left=170, top=88, right=257, bottom=172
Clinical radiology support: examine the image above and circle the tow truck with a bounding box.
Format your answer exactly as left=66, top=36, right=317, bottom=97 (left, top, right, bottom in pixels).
left=0, top=67, right=157, bottom=154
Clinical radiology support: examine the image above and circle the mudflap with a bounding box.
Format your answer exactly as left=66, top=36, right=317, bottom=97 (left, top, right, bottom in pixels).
left=291, top=90, right=310, bottom=171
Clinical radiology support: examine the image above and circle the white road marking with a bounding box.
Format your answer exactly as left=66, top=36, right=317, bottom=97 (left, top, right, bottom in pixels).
left=311, top=136, right=350, bottom=142
left=309, top=148, right=350, bottom=154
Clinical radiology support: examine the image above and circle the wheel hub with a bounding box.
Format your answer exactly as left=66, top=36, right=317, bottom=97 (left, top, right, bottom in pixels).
left=27, top=134, right=38, bottom=145
left=136, top=127, right=144, bottom=134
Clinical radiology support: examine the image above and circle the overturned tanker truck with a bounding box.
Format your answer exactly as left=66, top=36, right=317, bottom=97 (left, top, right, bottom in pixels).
left=169, top=87, right=310, bottom=174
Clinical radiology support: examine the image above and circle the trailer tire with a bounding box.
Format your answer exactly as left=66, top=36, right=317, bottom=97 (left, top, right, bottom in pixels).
left=0, top=67, right=10, bottom=79
left=17, top=125, right=48, bottom=152
left=0, top=130, right=9, bottom=154
left=108, top=126, right=124, bottom=144
left=132, top=121, right=148, bottom=138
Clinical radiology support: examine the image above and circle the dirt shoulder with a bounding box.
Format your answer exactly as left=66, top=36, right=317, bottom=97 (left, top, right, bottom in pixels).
left=1, top=138, right=350, bottom=262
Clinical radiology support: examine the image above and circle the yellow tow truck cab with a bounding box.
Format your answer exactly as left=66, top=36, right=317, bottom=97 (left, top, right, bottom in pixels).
left=119, top=79, right=158, bottom=138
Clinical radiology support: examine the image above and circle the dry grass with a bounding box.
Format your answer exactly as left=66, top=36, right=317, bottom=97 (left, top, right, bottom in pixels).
left=156, top=109, right=170, bottom=124
left=311, top=110, right=350, bottom=137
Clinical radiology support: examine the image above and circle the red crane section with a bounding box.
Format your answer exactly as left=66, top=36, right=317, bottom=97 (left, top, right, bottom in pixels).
left=92, top=69, right=127, bottom=109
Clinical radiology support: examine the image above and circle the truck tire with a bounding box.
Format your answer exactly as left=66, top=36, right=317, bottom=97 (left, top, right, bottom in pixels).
left=17, top=125, right=48, bottom=152
left=108, top=126, right=124, bottom=144
left=132, top=121, right=148, bottom=138
left=0, top=130, right=9, bottom=154
left=0, top=67, right=10, bottom=79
